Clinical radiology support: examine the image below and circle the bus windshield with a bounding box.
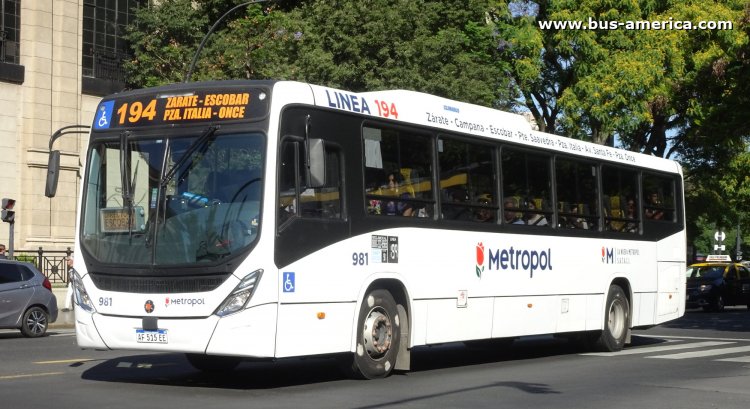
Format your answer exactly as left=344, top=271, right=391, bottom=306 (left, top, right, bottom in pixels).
left=81, top=130, right=265, bottom=266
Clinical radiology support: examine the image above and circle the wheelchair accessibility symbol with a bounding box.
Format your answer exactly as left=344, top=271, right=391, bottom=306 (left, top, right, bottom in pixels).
left=94, top=100, right=115, bottom=130
left=283, top=272, right=295, bottom=293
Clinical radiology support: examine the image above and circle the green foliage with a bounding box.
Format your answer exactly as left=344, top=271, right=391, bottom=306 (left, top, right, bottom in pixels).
left=123, top=0, right=750, bottom=256
left=124, top=0, right=208, bottom=87
left=125, top=0, right=513, bottom=107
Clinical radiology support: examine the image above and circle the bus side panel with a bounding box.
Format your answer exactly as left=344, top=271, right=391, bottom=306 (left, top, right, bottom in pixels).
left=491, top=296, right=561, bottom=338
left=656, top=262, right=684, bottom=321
left=585, top=294, right=605, bottom=330
left=274, top=302, right=357, bottom=358
left=655, top=231, right=687, bottom=323
left=422, top=297, right=493, bottom=344
left=631, top=292, right=657, bottom=327
left=555, top=294, right=590, bottom=333
left=206, top=303, right=278, bottom=357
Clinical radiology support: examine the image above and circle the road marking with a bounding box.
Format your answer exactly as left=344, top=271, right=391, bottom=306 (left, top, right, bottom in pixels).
left=647, top=345, right=750, bottom=359
left=714, top=356, right=750, bottom=363
left=582, top=341, right=734, bottom=357
left=637, top=334, right=750, bottom=343
left=34, top=359, right=94, bottom=365
left=0, top=372, right=64, bottom=380
left=716, top=356, right=750, bottom=363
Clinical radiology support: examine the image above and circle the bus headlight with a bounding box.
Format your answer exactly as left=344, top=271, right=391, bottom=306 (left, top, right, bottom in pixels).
left=215, top=269, right=263, bottom=317
left=699, top=284, right=713, bottom=292
left=71, top=270, right=96, bottom=313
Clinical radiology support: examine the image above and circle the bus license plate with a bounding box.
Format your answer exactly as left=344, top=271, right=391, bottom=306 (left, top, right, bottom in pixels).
left=136, top=329, right=168, bottom=344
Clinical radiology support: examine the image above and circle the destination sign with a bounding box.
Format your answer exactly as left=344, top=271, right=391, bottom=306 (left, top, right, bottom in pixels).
left=100, top=207, right=145, bottom=233
left=93, top=88, right=269, bottom=130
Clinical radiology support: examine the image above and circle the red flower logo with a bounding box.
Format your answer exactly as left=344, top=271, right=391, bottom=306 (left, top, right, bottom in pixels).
left=475, top=242, right=485, bottom=278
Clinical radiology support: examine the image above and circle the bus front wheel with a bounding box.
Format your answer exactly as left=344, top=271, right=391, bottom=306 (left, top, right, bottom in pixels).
left=349, top=289, right=400, bottom=379
left=592, top=285, right=630, bottom=352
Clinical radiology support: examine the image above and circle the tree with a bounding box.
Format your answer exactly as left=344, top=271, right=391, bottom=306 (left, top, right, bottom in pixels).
left=492, top=0, right=747, bottom=153
left=125, top=0, right=514, bottom=108
left=124, top=0, right=208, bottom=87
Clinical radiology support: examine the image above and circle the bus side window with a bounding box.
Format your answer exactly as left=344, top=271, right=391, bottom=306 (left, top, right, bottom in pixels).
left=643, top=174, right=675, bottom=222
left=502, top=148, right=551, bottom=227
left=278, top=138, right=343, bottom=223
left=364, top=126, right=433, bottom=218
left=602, top=165, right=637, bottom=232
left=555, top=157, right=598, bottom=231
left=438, top=136, right=495, bottom=223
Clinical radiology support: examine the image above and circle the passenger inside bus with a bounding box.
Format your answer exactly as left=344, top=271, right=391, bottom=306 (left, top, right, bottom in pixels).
left=503, top=197, right=524, bottom=224
left=384, top=172, right=414, bottom=216
left=474, top=194, right=494, bottom=222
left=567, top=204, right=589, bottom=229
left=624, top=197, right=638, bottom=233
left=645, top=192, right=664, bottom=220
left=525, top=199, right=548, bottom=226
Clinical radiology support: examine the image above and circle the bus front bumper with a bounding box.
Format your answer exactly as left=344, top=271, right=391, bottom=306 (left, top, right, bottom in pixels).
left=74, top=303, right=278, bottom=357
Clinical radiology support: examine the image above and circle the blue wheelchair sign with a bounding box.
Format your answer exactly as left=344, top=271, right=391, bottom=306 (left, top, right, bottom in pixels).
left=283, top=272, right=295, bottom=293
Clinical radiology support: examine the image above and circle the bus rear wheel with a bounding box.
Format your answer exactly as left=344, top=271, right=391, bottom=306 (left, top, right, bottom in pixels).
left=349, top=289, right=400, bottom=379
left=592, top=285, right=629, bottom=352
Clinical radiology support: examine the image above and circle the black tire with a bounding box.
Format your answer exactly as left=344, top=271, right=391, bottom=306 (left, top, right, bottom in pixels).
left=20, top=306, right=49, bottom=338
left=185, top=354, right=241, bottom=372
left=348, top=289, right=400, bottom=379
left=714, top=295, right=725, bottom=312
left=592, top=285, right=629, bottom=352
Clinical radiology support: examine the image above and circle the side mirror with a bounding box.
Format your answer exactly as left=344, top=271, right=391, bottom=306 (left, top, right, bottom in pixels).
left=45, top=150, right=61, bottom=198
left=308, top=138, right=326, bottom=188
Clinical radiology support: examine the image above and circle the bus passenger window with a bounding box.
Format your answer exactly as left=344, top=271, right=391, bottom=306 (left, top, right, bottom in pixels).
left=602, top=165, right=637, bottom=232
left=503, top=148, right=551, bottom=227
left=364, top=126, right=433, bottom=218
left=643, top=174, right=675, bottom=222
left=555, top=158, right=598, bottom=231
left=438, top=136, right=495, bottom=222
left=277, top=138, right=342, bottom=225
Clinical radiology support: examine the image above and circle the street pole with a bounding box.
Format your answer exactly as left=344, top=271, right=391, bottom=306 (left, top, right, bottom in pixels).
left=737, top=217, right=742, bottom=261
left=8, top=219, right=13, bottom=258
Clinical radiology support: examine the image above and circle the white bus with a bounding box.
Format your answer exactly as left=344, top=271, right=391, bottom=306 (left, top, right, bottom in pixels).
left=47, top=80, right=685, bottom=378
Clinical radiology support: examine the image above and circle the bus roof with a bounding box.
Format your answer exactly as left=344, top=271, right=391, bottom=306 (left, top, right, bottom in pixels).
left=92, top=79, right=681, bottom=175
left=306, top=82, right=681, bottom=174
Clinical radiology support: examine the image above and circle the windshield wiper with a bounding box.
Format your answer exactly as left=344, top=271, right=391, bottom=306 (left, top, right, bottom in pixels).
left=119, top=131, right=135, bottom=238
left=161, top=125, right=220, bottom=188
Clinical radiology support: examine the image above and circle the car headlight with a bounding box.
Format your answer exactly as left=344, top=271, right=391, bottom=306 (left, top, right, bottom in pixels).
left=71, top=270, right=96, bottom=313
left=215, top=269, right=263, bottom=317
left=699, top=284, right=713, bottom=292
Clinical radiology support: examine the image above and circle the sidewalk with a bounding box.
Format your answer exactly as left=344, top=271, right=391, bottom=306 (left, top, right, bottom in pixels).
left=51, top=286, right=75, bottom=329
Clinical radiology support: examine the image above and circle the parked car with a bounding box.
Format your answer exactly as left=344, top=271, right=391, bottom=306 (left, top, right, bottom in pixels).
left=685, top=255, right=750, bottom=312
left=0, top=259, right=58, bottom=337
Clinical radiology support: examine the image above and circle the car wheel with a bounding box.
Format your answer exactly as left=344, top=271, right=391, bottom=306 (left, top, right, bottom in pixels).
left=347, top=289, right=400, bottom=379
left=20, top=306, right=49, bottom=338
left=714, top=295, right=725, bottom=312
left=185, top=354, right=241, bottom=372
left=591, top=285, right=630, bottom=352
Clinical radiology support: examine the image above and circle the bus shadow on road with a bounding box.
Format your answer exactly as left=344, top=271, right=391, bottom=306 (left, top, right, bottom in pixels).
left=656, top=307, right=750, bottom=333
left=80, top=353, right=348, bottom=389
left=79, top=336, right=606, bottom=389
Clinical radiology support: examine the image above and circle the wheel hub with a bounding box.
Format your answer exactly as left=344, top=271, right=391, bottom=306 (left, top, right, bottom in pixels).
left=363, top=308, right=392, bottom=358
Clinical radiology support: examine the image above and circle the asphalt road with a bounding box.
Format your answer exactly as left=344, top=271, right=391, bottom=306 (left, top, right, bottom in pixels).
left=1, top=307, right=750, bottom=409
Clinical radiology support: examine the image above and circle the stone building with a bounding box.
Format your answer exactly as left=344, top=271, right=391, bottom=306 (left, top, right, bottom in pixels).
left=0, top=0, right=142, bottom=254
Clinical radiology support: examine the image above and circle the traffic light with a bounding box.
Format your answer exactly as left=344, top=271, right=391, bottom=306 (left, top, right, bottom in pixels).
left=2, top=198, right=15, bottom=223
